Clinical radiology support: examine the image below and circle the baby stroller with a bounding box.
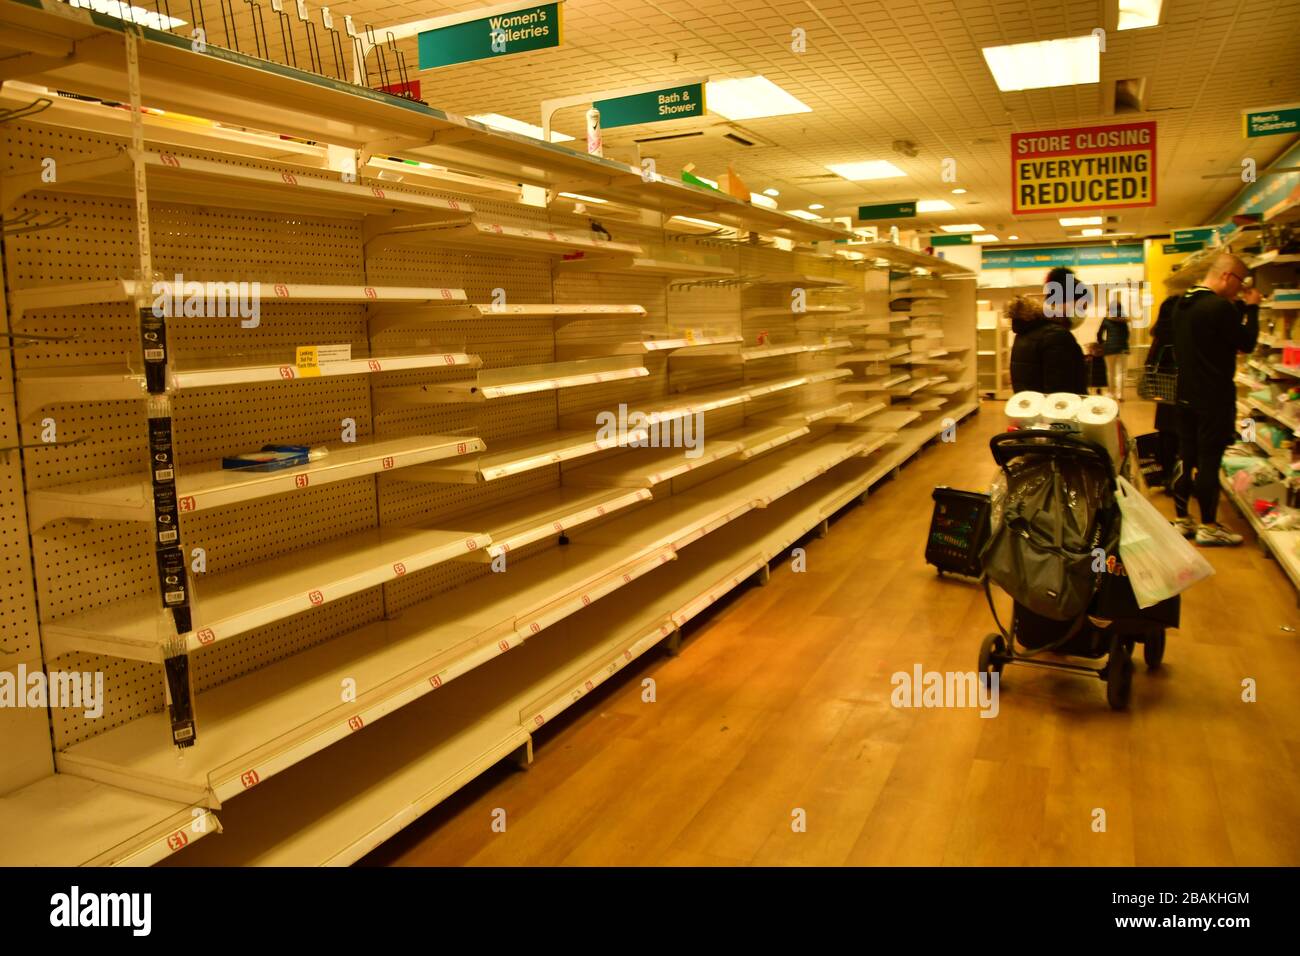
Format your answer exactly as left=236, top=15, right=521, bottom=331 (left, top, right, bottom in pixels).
left=977, top=430, right=1177, bottom=710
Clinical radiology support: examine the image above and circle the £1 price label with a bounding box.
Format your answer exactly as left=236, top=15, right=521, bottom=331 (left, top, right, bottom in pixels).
left=368, top=359, right=381, bottom=372
left=281, top=171, right=298, bottom=186
left=429, top=674, right=443, bottom=689
left=533, top=714, right=545, bottom=727
left=240, top=769, right=260, bottom=789
left=371, top=187, right=385, bottom=199
left=498, top=639, right=511, bottom=653
left=392, top=562, right=406, bottom=576
left=166, top=830, right=189, bottom=851
left=179, top=496, right=196, bottom=512
left=347, top=715, right=364, bottom=732
left=295, top=474, right=309, bottom=489
left=364, top=287, right=377, bottom=299
left=382, top=456, right=394, bottom=469
left=308, top=590, right=324, bottom=606
left=279, top=366, right=294, bottom=379
left=159, top=153, right=180, bottom=168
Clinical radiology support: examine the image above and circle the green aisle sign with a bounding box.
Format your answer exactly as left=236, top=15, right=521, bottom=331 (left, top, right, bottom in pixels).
left=931, top=234, right=972, bottom=246
left=1244, top=104, right=1300, bottom=138
left=1163, top=240, right=1205, bottom=254
left=418, top=3, right=562, bottom=70
left=594, top=83, right=705, bottom=128
left=1172, top=227, right=1219, bottom=244
left=857, top=201, right=916, bottom=220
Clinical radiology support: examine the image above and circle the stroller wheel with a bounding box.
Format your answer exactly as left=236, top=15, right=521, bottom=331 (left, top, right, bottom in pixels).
left=1143, top=629, right=1166, bottom=670
left=1105, top=634, right=1134, bottom=711
left=978, top=633, right=1006, bottom=686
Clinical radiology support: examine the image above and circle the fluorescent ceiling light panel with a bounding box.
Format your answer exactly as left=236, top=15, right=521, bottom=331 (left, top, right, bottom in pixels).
left=70, top=0, right=185, bottom=29
left=705, top=76, right=811, bottom=121
left=951, top=188, right=967, bottom=195
left=1060, top=216, right=1104, bottom=226
left=467, top=113, right=575, bottom=143
left=808, top=203, right=825, bottom=210
left=1008, top=234, right=1020, bottom=240
left=917, top=199, right=956, bottom=213
left=1118, top=0, right=1163, bottom=30
left=972, top=234, right=999, bottom=243
left=941, top=223, right=984, bottom=233
left=750, top=193, right=778, bottom=209
left=787, top=209, right=823, bottom=221
left=763, top=188, right=780, bottom=197
left=825, top=160, right=907, bottom=181
left=1080, top=228, right=1104, bottom=236
left=981, top=35, right=1100, bottom=92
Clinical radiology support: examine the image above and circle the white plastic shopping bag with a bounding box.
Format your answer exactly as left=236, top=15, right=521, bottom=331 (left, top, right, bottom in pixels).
left=1114, top=476, right=1215, bottom=607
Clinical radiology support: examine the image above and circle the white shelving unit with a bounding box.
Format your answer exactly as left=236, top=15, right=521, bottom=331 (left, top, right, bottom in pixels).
left=0, top=0, right=980, bottom=866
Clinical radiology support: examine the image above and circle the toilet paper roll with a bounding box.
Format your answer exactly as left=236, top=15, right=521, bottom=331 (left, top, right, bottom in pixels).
left=1041, top=392, right=1083, bottom=423
left=1004, top=391, right=1044, bottom=426
left=1076, top=395, right=1121, bottom=462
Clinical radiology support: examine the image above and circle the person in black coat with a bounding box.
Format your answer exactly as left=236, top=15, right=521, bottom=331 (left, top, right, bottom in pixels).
left=1097, top=298, right=1131, bottom=400
left=1146, top=294, right=1181, bottom=488
left=1170, top=253, right=1260, bottom=546
left=1008, top=266, right=1088, bottom=394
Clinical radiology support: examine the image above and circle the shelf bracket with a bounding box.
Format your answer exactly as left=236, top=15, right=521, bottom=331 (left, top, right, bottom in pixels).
left=664, top=626, right=683, bottom=656
left=510, top=738, right=533, bottom=771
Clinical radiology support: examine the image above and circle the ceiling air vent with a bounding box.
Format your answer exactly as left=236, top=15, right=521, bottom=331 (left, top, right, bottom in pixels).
left=632, top=123, right=776, bottom=148
left=1111, top=78, right=1147, bottom=114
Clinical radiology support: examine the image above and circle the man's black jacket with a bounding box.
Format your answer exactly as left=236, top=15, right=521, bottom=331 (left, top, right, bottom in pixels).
left=1172, top=286, right=1259, bottom=411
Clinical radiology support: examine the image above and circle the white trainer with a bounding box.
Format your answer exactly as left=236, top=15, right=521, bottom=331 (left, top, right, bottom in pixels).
left=1172, top=516, right=1197, bottom=538
left=1195, top=523, right=1244, bottom=546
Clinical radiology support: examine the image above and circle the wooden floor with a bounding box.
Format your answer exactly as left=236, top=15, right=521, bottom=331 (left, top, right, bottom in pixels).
left=361, top=400, right=1300, bottom=866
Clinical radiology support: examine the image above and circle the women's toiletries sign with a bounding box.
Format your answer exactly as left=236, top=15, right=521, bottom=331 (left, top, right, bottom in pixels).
left=1011, top=121, right=1156, bottom=215
left=417, top=2, right=562, bottom=69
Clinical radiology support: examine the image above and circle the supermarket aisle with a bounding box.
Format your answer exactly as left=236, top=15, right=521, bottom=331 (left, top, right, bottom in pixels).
left=363, top=400, right=1300, bottom=867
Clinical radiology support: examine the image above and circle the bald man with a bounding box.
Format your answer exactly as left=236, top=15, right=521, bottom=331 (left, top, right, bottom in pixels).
left=1170, top=252, right=1261, bottom=546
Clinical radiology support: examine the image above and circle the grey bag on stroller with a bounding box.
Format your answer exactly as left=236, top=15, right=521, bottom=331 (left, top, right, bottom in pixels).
left=981, top=445, right=1112, bottom=622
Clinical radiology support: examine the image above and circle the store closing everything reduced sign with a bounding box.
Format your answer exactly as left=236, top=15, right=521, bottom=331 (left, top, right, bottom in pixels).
left=1011, top=121, right=1156, bottom=215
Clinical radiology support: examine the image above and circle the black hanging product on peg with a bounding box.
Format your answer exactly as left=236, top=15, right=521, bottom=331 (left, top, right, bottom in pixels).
left=163, top=635, right=197, bottom=748
left=271, top=0, right=297, bottom=68
left=138, top=305, right=169, bottom=394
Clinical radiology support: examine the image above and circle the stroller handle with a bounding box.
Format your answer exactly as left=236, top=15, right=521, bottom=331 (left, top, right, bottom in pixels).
left=989, top=430, right=1115, bottom=473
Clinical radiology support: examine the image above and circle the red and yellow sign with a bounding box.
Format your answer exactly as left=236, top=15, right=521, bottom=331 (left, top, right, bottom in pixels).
left=1011, top=121, right=1156, bottom=215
